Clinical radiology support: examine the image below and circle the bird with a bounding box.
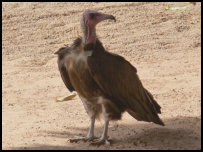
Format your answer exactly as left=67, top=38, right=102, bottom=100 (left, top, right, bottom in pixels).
left=55, top=10, right=164, bottom=145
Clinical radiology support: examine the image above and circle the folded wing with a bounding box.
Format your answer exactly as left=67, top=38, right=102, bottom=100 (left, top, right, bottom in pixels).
left=87, top=40, right=164, bottom=126
left=55, top=47, right=75, bottom=92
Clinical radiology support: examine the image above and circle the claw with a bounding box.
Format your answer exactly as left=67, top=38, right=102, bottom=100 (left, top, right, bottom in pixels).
left=69, top=135, right=97, bottom=143
left=89, top=137, right=112, bottom=146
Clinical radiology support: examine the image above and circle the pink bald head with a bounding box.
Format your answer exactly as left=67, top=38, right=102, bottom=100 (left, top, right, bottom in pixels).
left=83, top=10, right=116, bottom=27
left=82, top=10, right=116, bottom=45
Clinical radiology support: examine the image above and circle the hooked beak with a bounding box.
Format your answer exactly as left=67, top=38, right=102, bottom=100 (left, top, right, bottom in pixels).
left=109, top=15, right=116, bottom=22
left=102, top=14, right=116, bottom=22
left=98, top=13, right=116, bottom=23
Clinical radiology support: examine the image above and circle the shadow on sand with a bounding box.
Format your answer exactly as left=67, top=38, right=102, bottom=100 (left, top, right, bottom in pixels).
left=9, top=116, right=201, bottom=150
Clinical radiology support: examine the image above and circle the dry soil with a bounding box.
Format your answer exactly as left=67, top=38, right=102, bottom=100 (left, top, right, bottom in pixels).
left=2, top=2, right=201, bottom=150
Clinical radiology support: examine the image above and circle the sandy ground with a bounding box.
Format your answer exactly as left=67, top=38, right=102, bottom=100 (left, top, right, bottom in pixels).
left=2, top=2, right=201, bottom=150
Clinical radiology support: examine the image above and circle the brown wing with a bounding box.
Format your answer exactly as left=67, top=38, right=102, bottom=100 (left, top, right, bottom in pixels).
left=55, top=38, right=82, bottom=92
left=55, top=47, right=75, bottom=92
left=87, top=42, right=164, bottom=126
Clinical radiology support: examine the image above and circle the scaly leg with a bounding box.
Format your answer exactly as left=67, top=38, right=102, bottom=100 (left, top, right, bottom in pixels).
left=90, top=119, right=111, bottom=145
left=69, top=116, right=96, bottom=143
left=90, top=103, right=111, bottom=146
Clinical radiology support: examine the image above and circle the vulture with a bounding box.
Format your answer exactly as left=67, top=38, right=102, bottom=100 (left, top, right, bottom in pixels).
left=55, top=10, right=164, bottom=145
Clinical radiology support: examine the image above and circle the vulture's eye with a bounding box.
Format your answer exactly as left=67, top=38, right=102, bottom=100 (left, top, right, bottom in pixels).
left=90, top=13, right=95, bottom=19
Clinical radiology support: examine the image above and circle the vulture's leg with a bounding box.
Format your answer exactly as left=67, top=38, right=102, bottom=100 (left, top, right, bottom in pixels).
left=90, top=119, right=111, bottom=145
left=90, top=104, right=111, bottom=145
left=69, top=99, right=99, bottom=143
left=69, top=115, right=96, bottom=143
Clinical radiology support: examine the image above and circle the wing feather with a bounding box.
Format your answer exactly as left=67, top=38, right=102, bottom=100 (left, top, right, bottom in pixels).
left=87, top=41, right=164, bottom=125
left=55, top=47, right=75, bottom=92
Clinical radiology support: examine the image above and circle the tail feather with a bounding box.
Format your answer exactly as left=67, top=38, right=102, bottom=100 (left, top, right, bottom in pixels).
left=144, top=88, right=161, bottom=114
left=127, top=88, right=165, bottom=126
left=154, top=117, right=165, bottom=126
left=144, top=88, right=164, bottom=126
left=127, top=109, right=165, bottom=126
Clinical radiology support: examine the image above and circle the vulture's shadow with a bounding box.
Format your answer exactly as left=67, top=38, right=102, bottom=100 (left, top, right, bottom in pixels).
left=9, top=116, right=201, bottom=150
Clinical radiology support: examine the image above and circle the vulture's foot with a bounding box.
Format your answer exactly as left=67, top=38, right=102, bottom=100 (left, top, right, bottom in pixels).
left=90, top=137, right=111, bottom=146
left=69, top=135, right=96, bottom=143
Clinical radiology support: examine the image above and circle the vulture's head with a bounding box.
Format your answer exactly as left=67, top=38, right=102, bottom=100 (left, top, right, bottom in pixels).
left=83, top=10, right=116, bottom=27
left=81, top=10, right=116, bottom=44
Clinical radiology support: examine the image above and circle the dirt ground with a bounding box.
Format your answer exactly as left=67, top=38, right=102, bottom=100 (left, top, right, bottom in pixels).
left=2, top=2, right=201, bottom=150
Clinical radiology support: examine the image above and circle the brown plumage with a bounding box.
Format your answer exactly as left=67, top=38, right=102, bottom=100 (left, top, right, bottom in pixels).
left=88, top=39, right=164, bottom=125
left=55, top=10, right=164, bottom=145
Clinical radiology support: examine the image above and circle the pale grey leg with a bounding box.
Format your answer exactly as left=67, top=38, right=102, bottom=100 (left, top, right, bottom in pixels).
left=69, top=116, right=96, bottom=143
left=86, top=116, right=95, bottom=138
left=90, top=104, right=111, bottom=145
left=90, top=119, right=111, bottom=145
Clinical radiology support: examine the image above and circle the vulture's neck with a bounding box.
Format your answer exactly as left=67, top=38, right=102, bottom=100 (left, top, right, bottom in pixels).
left=81, top=21, right=96, bottom=46
left=86, top=26, right=96, bottom=45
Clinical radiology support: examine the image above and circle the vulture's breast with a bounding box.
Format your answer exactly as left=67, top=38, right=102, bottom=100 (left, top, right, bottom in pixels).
left=65, top=50, right=100, bottom=99
left=65, top=50, right=92, bottom=72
